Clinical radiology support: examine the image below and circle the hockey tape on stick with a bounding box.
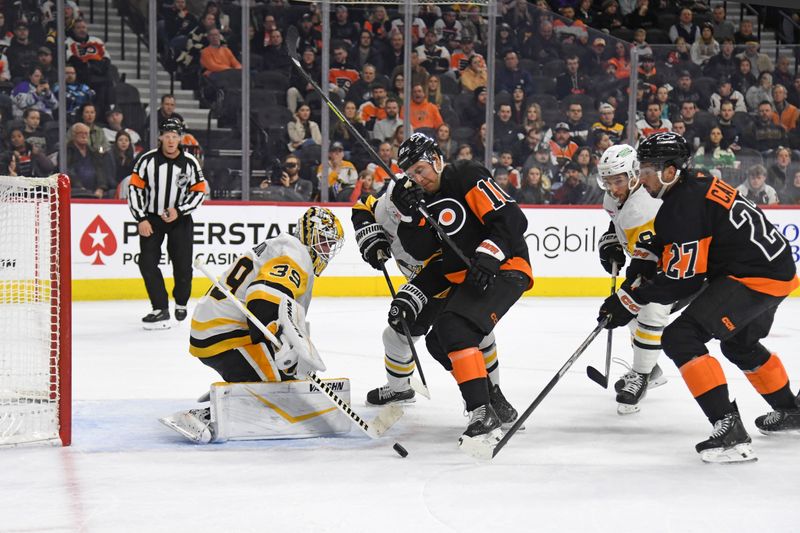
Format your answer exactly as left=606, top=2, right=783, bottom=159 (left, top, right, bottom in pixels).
left=194, top=259, right=403, bottom=439
left=289, top=57, right=471, bottom=267
left=380, top=261, right=431, bottom=400
left=586, top=263, right=618, bottom=388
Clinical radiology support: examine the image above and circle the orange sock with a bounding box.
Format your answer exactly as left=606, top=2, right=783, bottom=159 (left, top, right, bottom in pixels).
left=680, top=354, right=727, bottom=398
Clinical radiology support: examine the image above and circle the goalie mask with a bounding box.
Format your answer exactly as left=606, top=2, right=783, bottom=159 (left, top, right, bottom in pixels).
left=597, top=144, right=639, bottom=204
left=294, top=206, right=345, bottom=276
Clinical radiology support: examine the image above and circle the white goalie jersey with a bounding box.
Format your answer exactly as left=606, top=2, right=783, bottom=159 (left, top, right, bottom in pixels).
left=190, top=233, right=315, bottom=358
left=603, top=186, right=662, bottom=256
left=353, top=179, right=424, bottom=279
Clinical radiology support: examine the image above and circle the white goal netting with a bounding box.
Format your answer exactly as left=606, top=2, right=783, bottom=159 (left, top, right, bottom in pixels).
left=0, top=175, right=68, bottom=446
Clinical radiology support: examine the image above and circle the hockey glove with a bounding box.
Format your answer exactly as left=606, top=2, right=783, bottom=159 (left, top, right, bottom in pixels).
left=598, top=229, right=626, bottom=275
left=467, top=240, right=504, bottom=293
left=274, top=297, right=326, bottom=377
left=597, top=288, right=642, bottom=329
left=388, top=284, right=428, bottom=334
left=625, top=257, right=657, bottom=284
left=391, top=175, right=424, bottom=223
left=355, top=222, right=392, bottom=270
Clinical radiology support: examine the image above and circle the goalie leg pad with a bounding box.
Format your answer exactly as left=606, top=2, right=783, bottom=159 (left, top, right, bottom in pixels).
left=210, top=379, right=353, bottom=441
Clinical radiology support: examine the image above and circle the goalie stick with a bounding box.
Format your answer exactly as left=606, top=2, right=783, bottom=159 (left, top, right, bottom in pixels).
left=379, top=259, right=431, bottom=399
left=586, top=264, right=618, bottom=388
left=463, top=318, right=610, bottom=460
left=194, top=259, right=404, bottom=440
left=288, top=56, right=471, bottom=267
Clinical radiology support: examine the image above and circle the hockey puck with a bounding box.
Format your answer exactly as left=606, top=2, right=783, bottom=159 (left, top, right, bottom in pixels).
left=393, top=442, right=408, bottom=458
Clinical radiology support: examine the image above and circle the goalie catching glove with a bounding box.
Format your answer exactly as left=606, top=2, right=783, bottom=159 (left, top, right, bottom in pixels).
left=388, top=283, right=427, bottom=333
left=273, top=297, right=326, bottom=377
left=355, top=222, right=391, bottom=270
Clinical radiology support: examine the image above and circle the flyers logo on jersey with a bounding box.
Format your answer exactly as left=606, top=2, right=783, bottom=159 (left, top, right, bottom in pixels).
left=427, top=198, right=466, bottom=236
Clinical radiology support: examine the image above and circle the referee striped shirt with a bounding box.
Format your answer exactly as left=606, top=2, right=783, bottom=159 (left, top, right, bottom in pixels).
left=128, top=148, right=206, bottom=222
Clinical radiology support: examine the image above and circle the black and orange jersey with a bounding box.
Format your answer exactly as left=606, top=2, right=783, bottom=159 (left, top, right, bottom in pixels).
left=635, top=170, right=798, bottom=305
left=397, top=159, right=533, bottom=289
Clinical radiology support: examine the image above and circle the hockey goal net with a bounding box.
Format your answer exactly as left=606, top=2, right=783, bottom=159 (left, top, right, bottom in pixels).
left=0, top=174, right=71, bottom=446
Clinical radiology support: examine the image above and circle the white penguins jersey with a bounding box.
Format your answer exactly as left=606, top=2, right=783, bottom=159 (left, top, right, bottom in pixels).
left=353, top=179, right=424, bottom=279
left=602, top=186, right=662, bottom=256
left=190, top=233, right=314, bottom=358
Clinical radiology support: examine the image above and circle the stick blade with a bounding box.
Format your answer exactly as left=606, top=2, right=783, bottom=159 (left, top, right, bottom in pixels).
left=367, top=404, right=404, bottom=438
left=586, top=365, right=609, bottom=389
left=410, top=375, right=431, bottom=399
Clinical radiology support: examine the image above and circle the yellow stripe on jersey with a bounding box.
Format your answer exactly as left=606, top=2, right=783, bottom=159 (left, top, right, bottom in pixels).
left=634, top=328, right=662, bottom=342
left=190, top=332, right=251, bottom=358
left=191, top=317, right=248, bottom=331
left=246, top=289, right=283, bottom=306
left=253, top=256, right=310, bottom=300
left=384, top=355, right=416, bottom=373
left=623, top=219, right=656, bottom=254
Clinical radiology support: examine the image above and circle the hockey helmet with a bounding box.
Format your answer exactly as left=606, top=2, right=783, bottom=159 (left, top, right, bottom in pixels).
left=397, top=132, right=443, bottom=172
left=637, top=132, right=690, bottom=172
left=159, top=117, right=184, bottom=135
left=597, top=144, right=640, bottom=196
left=294, top=206, right=345, bottom=276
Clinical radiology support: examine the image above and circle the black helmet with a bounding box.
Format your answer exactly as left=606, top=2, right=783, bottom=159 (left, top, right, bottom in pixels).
left=637, top=132, right=691, bottom=171
left=159, top=117, right=184, bottom=135
left=397, top=132, right=443, bottom=171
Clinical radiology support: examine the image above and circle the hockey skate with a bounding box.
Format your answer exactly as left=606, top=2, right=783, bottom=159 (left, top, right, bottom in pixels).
left=754, top=400, right=800, bottom=436
left=366, top=383, right=415, bottom=406
left=174, top=305, right=188, bottom=321
left=458, top=404, right=503, bottom=460
left=159, top=407, right=215, bottom=444
left=489, top=383, right=523, bottom=430
left=616, top=371, right=649, bottom=415
left=142, top=309, right=171, bottom=330
left=614, top=362, right=667, bottom=393
left=695, top=408, right=757, bottom=464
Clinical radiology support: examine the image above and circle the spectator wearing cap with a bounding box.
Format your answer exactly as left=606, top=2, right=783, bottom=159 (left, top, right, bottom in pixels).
left=669, top=8, right=700, bottom=44
left=710, top=5, right=735, bottom=42
left=53, top=65, right=95, bottom=121
left=103, top=108, right=143, bottom=150
left=65, top=19, right=114, bottom=115
left=200, top=27, right=241, bottom=78
left=736, top=41, right=773, bottom=79
left=771, top=85, right=800, bottom=132
left=287, top=103, right=321, bottom=152
left=593, top=1, right=624, bottom=33
left=753, top=101, right=787, bottom=154
left=737, top=164, right=779, bottom=205
left=691, top=23, right=719, bottom=66
left=670, top=70, right=706, bottom=110
left=372, top=97, right=403, bottom=142
left=625, top=0, right=658, bottom=31
left=497, top=51, right=534, bottom=95
left=709, top=78, right=747, bottom=115
left=584, top=37, right=609, bottom=77
left=331, top=5, right=361, bottom=47
left=734, top=19, right=757, bottom=48
left=549, top=123, right=579, bottom=168
left=552, top=162, right=590, bottom=205
left=556, top=55, right=589, bottom=100
left=746, top=71, right=775, bottom=112
left=636, top=102, right=672, bottom=139
left=11, top=65, right=58, bottom=120
left=434, top=8, right=462, bottom=45
left=358, top=82, right=388, bottom=131
left=295, top=13, right=322, bottom=55
left=591, top=103, right=625, bottom=145
left=37, top=47, right=58, bottom=86
left=416, top=29, right=451, bottom=77
left=317, top=141, right=358, bottom=200
left=6, top=21, right=39, bottom=80
left=350, top=31, right=384, bottom=73
left=460, top=54, right=488, bottom=92
left=637, top=54, right=664, bottom=90
left=704, top=38, right=739, bottom=80
left=66, top=122, right=108, bottom=198
left=400, top=83, right=444, bottom=133
left=450, top=36, right=478, bottom=75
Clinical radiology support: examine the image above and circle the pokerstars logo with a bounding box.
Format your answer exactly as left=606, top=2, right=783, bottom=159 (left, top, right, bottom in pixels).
left=80, top=215, right=118, bottom=265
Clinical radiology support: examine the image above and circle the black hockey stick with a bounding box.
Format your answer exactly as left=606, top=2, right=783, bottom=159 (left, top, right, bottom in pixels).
left=486, top=318, right=610, bottom=459
left=586, top=264, right=618, bottom=388
left=380, top=260, right=431, bottom=399
left=288, top=56, right=471, bottom=267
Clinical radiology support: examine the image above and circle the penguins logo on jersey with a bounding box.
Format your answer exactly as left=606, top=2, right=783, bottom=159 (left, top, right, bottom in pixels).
left=427, top=198, right=466, bottom=236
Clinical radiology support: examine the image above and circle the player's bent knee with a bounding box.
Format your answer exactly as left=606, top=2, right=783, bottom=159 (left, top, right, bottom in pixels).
left=424, top=329, right=452, bottom=370
left=720, top=340, right=771, bottom=370
left=661, top=318, right=707, bottom=367
left=434, top=312, right=484, bottom=353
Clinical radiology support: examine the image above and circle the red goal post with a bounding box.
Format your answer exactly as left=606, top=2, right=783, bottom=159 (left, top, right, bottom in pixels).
left=0, top=174, right=71, bottom=447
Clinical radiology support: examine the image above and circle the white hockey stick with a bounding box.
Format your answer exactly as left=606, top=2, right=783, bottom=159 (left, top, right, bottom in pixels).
left=194, top=259, right=404, bottom=439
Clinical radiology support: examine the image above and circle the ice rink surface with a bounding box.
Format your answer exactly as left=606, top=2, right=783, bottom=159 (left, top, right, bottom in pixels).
left=2, top=297, right=800, bottom=533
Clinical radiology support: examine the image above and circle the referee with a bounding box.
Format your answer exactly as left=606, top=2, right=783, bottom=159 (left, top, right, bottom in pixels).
left=128, top=118, right=206, bottom=329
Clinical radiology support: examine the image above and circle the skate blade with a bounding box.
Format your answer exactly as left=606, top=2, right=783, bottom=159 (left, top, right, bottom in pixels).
left=366, top=404, right=404, bottom=438
left=757, top=428, right=800, bottom=437
left=365, top=395, right=416, bottom=407
left=458, top=428, right=502, bottom=460
left=158, top=415, right=212, bottom=444
left=648, top=376, right=667, bottom=389
left=617, top=403, right=641, bottom=415
left=501, top=420, right=524, bottom=431
left=700, top=443, right=758, bottom=464
left=143, top=322, right=172, bottom=330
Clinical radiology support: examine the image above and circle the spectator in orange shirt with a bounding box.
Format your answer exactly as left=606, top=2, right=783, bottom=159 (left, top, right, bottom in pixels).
left=368, top=141, right=401, bottom=190
left=358, top=82, right=388, bottom=131
left=200, top=28, right=241, bottom=78
left=400, top=84, right=444, bottom=134
left=772, top=84, right=800, bottom=132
